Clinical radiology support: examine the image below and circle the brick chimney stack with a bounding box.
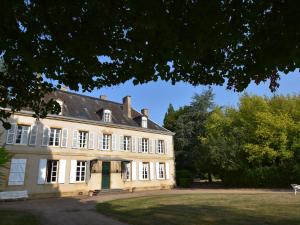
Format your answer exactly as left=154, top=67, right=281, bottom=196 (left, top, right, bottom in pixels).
left=123, top=96, right=131, bottom=118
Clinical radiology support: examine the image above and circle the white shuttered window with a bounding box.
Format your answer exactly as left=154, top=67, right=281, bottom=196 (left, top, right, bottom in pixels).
left=8, top=159, right=27, bottom=185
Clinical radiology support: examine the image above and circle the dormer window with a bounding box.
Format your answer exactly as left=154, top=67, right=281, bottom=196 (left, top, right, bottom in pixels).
left=103, top=109, right=112, bottom=122
left=141, top=116, right=147, bottom=128
left=56, top=100, right=63, bottom=115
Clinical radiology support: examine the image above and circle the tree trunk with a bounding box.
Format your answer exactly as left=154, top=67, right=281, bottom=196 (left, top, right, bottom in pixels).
left=208, top=172, right=212, bottom=183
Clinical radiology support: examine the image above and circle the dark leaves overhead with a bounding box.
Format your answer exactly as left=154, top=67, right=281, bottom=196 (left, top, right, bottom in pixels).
left=0, top=0, right=299, bottom=127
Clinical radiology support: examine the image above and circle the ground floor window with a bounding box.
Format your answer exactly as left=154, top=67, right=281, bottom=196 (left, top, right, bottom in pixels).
left=76, top=161, right=86, bottom=182
left=125, top=163, right=131, bottom=180
left=46, top=160, right=59, bottom=183
left=142, top=163, right=149, bottom=180
left=159, top=163, right=165, bottom=179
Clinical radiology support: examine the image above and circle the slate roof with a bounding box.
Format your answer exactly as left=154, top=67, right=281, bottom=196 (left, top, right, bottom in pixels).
left=46, top=90, right=170, bottom=133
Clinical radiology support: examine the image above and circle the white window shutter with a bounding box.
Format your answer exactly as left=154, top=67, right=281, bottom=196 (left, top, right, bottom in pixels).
left=149, top=139, right=153, bottom=153
left=29, top=124, right=38, bottom=146
left=132, top=161, right=137, bottom=180
left=37, top=159, right=47, bottom=184
left=98, top=133, right=103, bottom=150
left=156, top=162, right=160, bottom=179
left=115, top=134, right=120, bottom=151
left=72, top=130, right=78, bottom=148
left=150, top=162, right=154, bottom=180
left=8, top=159, right=27, bottom=185
left=88, top=132, right=94, bottom=149
left=119, top=135, right=124, bottom=151
left=61, top=128, right=68, bottom=148
left=131, top=137, right=136, bottom=152
left=58, top=160, right=66, bottom=184
left=138, top=137, right=142, bottom=153
left=6, top=123, right=16, bottom=144
left=138, top=162, right=143, bottom=180
left=166, top=162, right=170, bottom=179
left=42, top=127, right=50, bottom=146
left=165, top=140, right=169, bottom=154
left=21, top=126, right=30, bottom=145
left=70, top=160, right=77, bottom=183
left=112, top=134, right=117, bottom=151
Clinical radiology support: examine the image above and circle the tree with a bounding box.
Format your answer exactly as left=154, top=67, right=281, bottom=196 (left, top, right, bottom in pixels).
left=163, top=89, right=215, bottom=178
left=1, top=1, right=300, bottom=127
left=203, top=94, right=300, bottom=187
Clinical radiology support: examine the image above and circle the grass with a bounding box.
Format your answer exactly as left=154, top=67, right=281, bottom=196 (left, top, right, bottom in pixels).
left=0, top=209, right=40, bottom=225
left=96, top=193, right=300, bottom=225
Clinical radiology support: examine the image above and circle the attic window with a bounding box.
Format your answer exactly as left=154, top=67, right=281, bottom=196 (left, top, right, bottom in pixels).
left=141, top=116, right=147, bottom=128
left=103, top=109, right=112, bottom=122
left=56, top=100, right=63, bottom=115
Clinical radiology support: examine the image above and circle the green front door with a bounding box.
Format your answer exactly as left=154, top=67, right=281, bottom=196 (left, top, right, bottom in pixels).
left=101, top=162, right=110, bottom=189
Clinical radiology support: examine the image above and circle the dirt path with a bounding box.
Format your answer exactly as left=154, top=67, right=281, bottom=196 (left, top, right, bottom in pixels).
left=0, top=188, right=293, bottom=225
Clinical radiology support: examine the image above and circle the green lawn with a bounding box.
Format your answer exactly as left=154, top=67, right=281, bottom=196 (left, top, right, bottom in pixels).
left=96, top=193, right=300, bottom=225
left=0, top=210, right=40, bottom=225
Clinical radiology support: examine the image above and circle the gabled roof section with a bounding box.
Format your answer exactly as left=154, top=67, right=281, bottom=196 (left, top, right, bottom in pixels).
left=45, top=90, right=170, bottom=133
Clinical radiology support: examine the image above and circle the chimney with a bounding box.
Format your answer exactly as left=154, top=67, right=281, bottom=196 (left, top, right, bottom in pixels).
left=141, top=108, right=149, bottom=117
left=99, top=95, right=107, bottom=100
left=123, top=96, right=131, bottom=118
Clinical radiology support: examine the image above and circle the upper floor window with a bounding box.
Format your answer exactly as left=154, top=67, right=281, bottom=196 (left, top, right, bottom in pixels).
left=102, top=134, right=111, bottom=150
left=103, top=109, right=112, bottom=122
left=142, top=138, right=149, bottom=153
left=79, top=131, right=88, bottom=148
left=15, top=125, right=30, bottom=145
left=141, top=116, right=147, bottom=128
left=49, top=128, right=61, bottom=147
left=158, top=140, right=164, bottom=154
left=123, top=136, right=131, bottom=151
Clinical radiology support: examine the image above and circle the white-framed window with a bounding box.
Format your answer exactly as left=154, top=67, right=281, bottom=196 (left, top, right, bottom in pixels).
left=142, top=138, right=149, bottom=153
left=125, top=162, right=131, bottom=180
left=141, top=116, right=147, bottom=128
left=56, top=99, right=64, bottom=115
left=49, top=128, right=61, bottom=146
left=76, top=161, right=86, bottom=182
left=79, top=131, right=88, bottom=148
left=158, top=163, right=165, bottom=179
left=46, top=160, right=59, bottom=183
left=158, top=140, right=164, bottom=154
left=102, top=134, right=111, bottom=150
left=103, top=109, right=112, bottom=122
left=124, top=136, right=131, bottom=151
left=142, top=163, right=149, bottom=180
left=15, top=125, right=30, bottom=145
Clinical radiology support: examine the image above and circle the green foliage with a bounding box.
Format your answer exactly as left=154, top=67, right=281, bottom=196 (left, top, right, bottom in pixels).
left=163, top=89, right=215, bottom=174
left=166, top=92, right=300, bottom=187
left=203, top=94, right=300, bottom=187
left=0, top=147, right=11, bottom=184
left=1, top=1, right=300, bottom=126
left=176, top=170, right=194, bottom=188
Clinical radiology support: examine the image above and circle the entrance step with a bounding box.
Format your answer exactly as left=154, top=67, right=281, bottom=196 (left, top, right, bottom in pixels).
left=89, top=189, right=129, bottom=196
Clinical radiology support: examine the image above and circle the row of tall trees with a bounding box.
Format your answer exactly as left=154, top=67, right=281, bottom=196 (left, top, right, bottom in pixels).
left=164, top=90, right=300, bottom=187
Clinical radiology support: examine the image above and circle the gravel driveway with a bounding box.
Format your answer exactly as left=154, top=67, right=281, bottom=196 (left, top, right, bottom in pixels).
left=0, top=188, right=292, bottom=225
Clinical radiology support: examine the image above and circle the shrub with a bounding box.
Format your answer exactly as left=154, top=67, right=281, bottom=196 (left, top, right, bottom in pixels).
left=176, top=170, right=193, bottom=188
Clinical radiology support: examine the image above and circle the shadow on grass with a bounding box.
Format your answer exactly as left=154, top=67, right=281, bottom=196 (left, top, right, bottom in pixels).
left=96, top=201, right=300, bottom=225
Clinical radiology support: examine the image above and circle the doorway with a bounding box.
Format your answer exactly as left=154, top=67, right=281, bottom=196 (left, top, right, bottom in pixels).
left=101, top=162, right=110, bottom=189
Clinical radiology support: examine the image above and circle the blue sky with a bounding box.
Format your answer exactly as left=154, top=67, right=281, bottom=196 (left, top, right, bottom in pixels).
left=75, top=70, right=300, bottom=126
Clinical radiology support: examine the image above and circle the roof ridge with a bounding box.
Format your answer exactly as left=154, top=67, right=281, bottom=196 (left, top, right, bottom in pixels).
left=56, top=89, right=123, bottom=105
